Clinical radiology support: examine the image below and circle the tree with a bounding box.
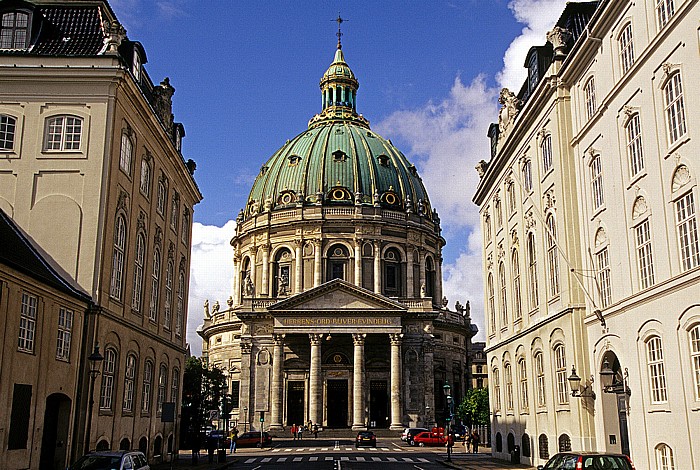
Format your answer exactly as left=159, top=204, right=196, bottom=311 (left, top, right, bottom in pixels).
left=180, top=357, right=227, bottom=449
left=456, top=388, right=490, bottom=427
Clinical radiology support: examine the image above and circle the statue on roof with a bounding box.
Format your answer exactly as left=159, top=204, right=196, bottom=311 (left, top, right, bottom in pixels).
left=498, top=88, right=522, bottom=140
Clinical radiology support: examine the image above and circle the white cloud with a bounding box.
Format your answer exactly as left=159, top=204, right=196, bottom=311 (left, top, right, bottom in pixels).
left=186, top=220, right=236, bottom=355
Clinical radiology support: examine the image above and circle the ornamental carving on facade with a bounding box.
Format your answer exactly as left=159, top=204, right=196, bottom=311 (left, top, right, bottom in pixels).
left=117, top=190, right=129, bottom=214
left=546, top=26, right=571, bottom=56
left=389, top=333, right=404, bottom=345
left=137, top=210, right=146, bottom=232
left=240, top=341, right=252, bottom=354
left=511, top=229, right=519, bottom=246
left=203, top=299, right=210, bottom=319
left=243, top=273, right=255, bottom=296
left=212, top=300, right=220, bottom=314
left=544, top=189, right=556, bottom=209
left=475, top=160, right=489, bottom=177
left=227, top=296, right=233, bottom=307
left=525, top=211, right=536, bottom=230
left=497, top=88, right=522, bottom=140
left=352, top=333, right=366, bottom=345
left=672, top=165, right=691, bottom=192
left=102, top=20, right=126, bottom=54
left=154, top=226, right=162, bottom=247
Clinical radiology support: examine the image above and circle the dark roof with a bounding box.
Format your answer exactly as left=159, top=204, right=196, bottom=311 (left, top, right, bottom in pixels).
left=0, top=208, right=91, bottom=303
left=556, top=1, right=600, bottom=43
left=31, top=6, right=104, bottom=55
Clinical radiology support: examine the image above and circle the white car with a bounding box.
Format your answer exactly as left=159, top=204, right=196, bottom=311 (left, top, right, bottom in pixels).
left=70, top=450, right=150, bottom=470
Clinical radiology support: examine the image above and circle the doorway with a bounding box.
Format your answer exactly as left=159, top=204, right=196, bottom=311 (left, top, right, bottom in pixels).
left=286, top=381, right=305, bottom=426
left=600, top=352, right=630, bottom=456
left=369, top=380, right=389, bottom=428
left=39, top=393, right=71, bottom=470
left=326, top=380, right=348, bottom=428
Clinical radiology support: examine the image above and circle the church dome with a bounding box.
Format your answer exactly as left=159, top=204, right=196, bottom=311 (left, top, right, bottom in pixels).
left=243, top=45, right=433, bottom=220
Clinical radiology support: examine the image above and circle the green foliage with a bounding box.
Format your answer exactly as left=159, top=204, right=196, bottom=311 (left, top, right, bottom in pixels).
left=455, top=388, right=490, bottom=426
left=180, top=357, right=228, bottom=448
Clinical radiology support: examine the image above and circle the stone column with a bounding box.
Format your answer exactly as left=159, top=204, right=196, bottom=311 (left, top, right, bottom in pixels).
left=313, top=240, right=322, bottom=287
left=422, top=340, right=436, bottom=428
left=270, top=334, right=285, bottom=430
left=352, top=333, right=366, bottom=429
left=240, top=341, right=253, bottom=431
left=389, top=333, right=403, bottom=430
left=406, top=247, right=414, bottom=298
left=249, top=246, right=258, bottom=295
left=354, top=239, right=362, bottom=287
left=373, top=240, right=381, bottom=294
left=294, top=239, right=303, bottom=293
left=261, top=244, right=270, bottom=297
left=436, top=250, right=444, bottom=306
left=418, top=250, right=426, bottom=296
left=309, top=333, right=323, bottom=426
left=233, top=253, right=241, bottom=304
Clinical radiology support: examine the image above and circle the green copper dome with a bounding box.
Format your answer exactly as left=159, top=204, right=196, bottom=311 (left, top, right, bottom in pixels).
left=243, top=46, right=432, bottom=220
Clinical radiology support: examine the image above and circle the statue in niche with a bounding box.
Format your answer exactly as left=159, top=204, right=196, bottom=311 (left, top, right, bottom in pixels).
left=244, top=273, right=255, bottom=296
left=278, top=272, right=289, bottom=296
left=420, top=282, right=427, bottom=298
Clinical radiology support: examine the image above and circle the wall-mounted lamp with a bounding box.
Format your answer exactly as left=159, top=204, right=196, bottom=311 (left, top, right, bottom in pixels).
left=326, top=333, right=332, bottom=341
left=600, top=359, right=631, bottom=396
left=568, top=365, right=596, bottom=399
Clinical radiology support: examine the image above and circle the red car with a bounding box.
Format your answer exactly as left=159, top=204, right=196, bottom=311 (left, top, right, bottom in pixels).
left=236, top=431, right=272, bottom=447
left=412, top=431, right=453, bottom=447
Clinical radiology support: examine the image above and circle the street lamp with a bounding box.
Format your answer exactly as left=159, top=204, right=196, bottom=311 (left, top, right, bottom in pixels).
left=442, top=381, right=454, bottom=463
left=243, top=406, right=248, bottom=433
left=568, top=365, right=596, bottom=399
left=599, top=358, right=631, bottom=396
left=84, top=344, right=104, bottom=454
left=222, top=370, right=229, bottom=438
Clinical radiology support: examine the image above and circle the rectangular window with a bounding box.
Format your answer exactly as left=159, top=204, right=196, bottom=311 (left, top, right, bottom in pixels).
left=18, top=292, right=38, bottom=353
left=230, top=380, right=240, bottom=409
left=493, top=369, right=501, bottom=411
left=45, top=116, right=82, bottom=151
left=690, top=325, right=700, bottom=400
left=596, top=248, right=612, bottom=308
left=55, top=307, right=73, bottom=361
left=523, top=160, right=533, bottom=192
left=157, top=179, right=167, bottom=215
left=626, top=114, right=644, bottom=177
left=664, top=73, right=686, bottom=145
left=1, top=12, right=29, bottom=49
left=505, top=365, right=514, bottom=411
left=8, top=384, right=32, bottom=449
left=636, top=220, right=655, bottom=289
left=591, top=156, right=604, bottom=210
left=119, top=133, right=133, bottom=174
left=0, top=114, right=16, bottom=150
left=519, top=360, right=529, bottom=412
left=584, top=79, right=597, bottom=119
left=676, top=192, right=700, bottom=271
left=555, top=346, right=568, bottom=405
left=541, top=134, right=553, bottom=173
left=619, top=24, right=635, bottom=73
left=646, top=336, right=668, bottom=403
left=656, top=0, right=675, bottom=29
left=535, top=353, right=546, bottom=407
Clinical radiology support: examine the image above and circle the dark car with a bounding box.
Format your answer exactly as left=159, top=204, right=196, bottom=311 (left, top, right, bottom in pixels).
left=401, top=427, right=429, bottom=446
left=237, top=431, right=272, bottom=447
left=538, top=452, right=635, bottom=470
left=450, top=424, right=468, bottom=441
left=355, top=431, right=377, bottom=448
left=70, top=450, right=150, bottom=470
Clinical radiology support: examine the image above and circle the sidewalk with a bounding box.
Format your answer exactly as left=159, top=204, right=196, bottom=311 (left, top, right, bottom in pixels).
left=150, top=451, right=237, bottom=470
left=438, top=447, right=536, bottom=470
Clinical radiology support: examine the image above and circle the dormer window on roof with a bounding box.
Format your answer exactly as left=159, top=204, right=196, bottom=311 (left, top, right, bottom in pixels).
left=0, top=11, right=30, bottom=50
left=132, top=47, right=141, bottom=81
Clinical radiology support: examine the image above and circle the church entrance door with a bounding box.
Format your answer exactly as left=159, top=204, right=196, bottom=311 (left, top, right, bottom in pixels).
left=326, top=380, right=348, bottom=428
left=369, top=380, right=389, bottom=428
left=286, top=381, right=305, bottom=426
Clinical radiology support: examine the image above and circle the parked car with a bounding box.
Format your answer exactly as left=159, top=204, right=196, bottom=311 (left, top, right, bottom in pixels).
left=412, top=431, right=453, bottom=447
left=70, top=450, right=150, bottom=470
left=236, top=431, right=272, bottom=447
left=401, top=427, right=429, bottom=445
left=355, top=431, right=377, bottom=448
left=538, top=452, right=635, bottom=470
left=450, top=424, right=468, bottom=441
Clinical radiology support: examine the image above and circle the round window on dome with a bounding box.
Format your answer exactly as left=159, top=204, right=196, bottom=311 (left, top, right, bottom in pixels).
left=278, top=192, right=295, bottom=205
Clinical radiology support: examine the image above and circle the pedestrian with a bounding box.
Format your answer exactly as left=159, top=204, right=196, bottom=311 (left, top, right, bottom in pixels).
left=464, top=433, right=470, bottom=453
left=471, top=430, right=480, bottom=453
left=229, top=428, right=238, bottom=454
left=313, top=423, right=318, bottom=438
left=297, top=424, right=303, bottom=440
left=291, top=424, right=297, bottom=440
left=192, top=433, right=201, bottom=464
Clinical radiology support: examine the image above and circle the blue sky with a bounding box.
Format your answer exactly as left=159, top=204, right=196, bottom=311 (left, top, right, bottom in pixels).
left=109, top=0, right=571, bottom=354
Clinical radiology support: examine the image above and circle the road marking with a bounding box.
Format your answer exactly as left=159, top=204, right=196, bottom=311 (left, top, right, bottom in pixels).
left=293, top=457, right=302, bottom=461
left=295, top=448, right=304, bottom=452
left=276, top=457, right=286, bottom=462
left=381, top=447, right=390, bottom=451
left=309, top=448, right=317, bottom=451
left=356, top=456, right=366, bottom=461
left=372, top=457, right=381, bottom=461
left=244, top=458, right=256, bottom=464
left=284, top=448, right=292, bottom=452
left=322, top=447, right=329, bottom=450
left=261, top=457, right=271, bottom=462
left=418, top=458, right=430, bottom=462
left=403, top=457, right=414, bottom=462
left=272, top=449, right=281, bottom=452
left=341, top=456, right=350, bottom=461
left=325, top=456, right=334, bottom=460
left=388, top=457, right=397, bottom=462
left=345, top=447, right=353, bottom=451
left=310, top=456, right=318, bottom=461
left=414, top=466, right=426, bottom=470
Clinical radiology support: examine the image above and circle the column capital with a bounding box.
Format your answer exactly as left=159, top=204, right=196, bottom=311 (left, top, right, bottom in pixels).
left=373, top=239, right=381, bottom=250
left=241, top=340, right=253, bottom=355
left=273, top=333, right=286, bottom=345
left=313, top=239, right=323, bottom=248
left=389, top=333, right=404, bottom=345
left=293, top=238, right=304, bottom=248
left=354, top=237, right=363, bottom=248
left=260, top=243, right=271, bottom=253
left=352, top=333, right=366, bottom=346
left=309, top=333, right=324, bottom=345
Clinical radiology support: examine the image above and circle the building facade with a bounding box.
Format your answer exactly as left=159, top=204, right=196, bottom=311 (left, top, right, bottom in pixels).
left=474, top=1, right=700, bottom=468
left=199, top=42, right=476, bottom=432
left=0, top=1, right=202, bottom=467
left=470, top=342, right=488, bottom=389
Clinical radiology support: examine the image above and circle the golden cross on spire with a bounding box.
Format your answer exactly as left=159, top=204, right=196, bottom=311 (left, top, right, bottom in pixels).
left=333, top=14, right=347, bottom=49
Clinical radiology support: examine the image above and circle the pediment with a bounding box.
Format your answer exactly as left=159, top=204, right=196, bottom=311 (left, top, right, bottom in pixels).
left=268, top=279, right=406, bottom=312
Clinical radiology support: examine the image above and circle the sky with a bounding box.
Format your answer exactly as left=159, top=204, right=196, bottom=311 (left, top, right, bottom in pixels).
left=109, top=0, right=571, bottom=355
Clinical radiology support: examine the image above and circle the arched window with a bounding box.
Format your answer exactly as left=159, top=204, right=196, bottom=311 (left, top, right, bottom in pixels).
left=181, top=209, right=190, bottom=244
left=425, top=257, right=436, bottom=302
left=487, top=273, right=495, bottom=334
left=512, top=250, right=522, bottom=320
left=96, top=439, right=110, bottom=451
left=646, top=336, right=668, bottom=403
left=273, top=248, right=292, bottom=297
left=504, top=363, right=514, bottom=411
left=558, top=433, right=571, bottom=452
left=139, top=437, right=148, bottom=454
left=0, top=114, right=17, bottom=150
left=527, top=233, right=538, bottom=311
left=157, top=177, right=167, bottom=215
left=0, top=11, right=30, bottom=49
left=157, top=364, right=168, bottom=415
left=495, top=432, right=503, bottom=452
left=664, top=72, right=686, bottom=144
left=99, top=347, right=117, bottom=410
left=142, top=360, right=153, bottom=413
left=523, top=160, right=533, bottom=192
left=535, top=352, right=546, bottom=407
left=507, top=433, right=515, bottom=453
left=171, top=368, right=180, bottom=406
left=518, top=358, right=529, bottom=411
left=119, top=438, right=130, bottom=451
left=635, top=219, right=655, bottom=289
left=541, top=134, right=553, bottom=173
left=590, top=155, right=604, bottom=209
left=656, top=0, right=675, bottom=29
left=538, top=434, right=549, bottom=459
left=554, top=345, right=568, bottom=405
left=327, top=244, right=349, bottom=282
left=175, top=271, right=184, bottom=337
left=45, top=115, right=82, bottom=151
left=584, top=78, right=597, bottom=119
left=507, top=182, right=516, bottom=215
left=626, top=113, right=644, bottom=177
left=499, top=262, right=508, bottom=327
left=164, top=259, right=173, bottom=329
left=383, top=247, right=403, bottom=297
left=132, top=232, right=146, bottom=312
left=492, top=367, right=501, bottom=411
left=522, top=433, right=531, bottom=457
left=170, top=192, right=180, bottom=231
left=690, top=325, right=700, bottom=400
left=675, top=192, right=699, bottom=271
left=618, top=23, right=635, bottom=73
left=110, top=215, right=127, bottom=300
left=119, top=129, right=133, bottom=175
left=123, top=353, right=137, bottom=412
left=596, top=247, right=612, bottom=307
left=140, top=158, right=152, bottom=196
left=656, top=443, right=676, bottom=470
left=546, top=215, right=559, bottom=297
left=149, top=248, right=161, bottom=322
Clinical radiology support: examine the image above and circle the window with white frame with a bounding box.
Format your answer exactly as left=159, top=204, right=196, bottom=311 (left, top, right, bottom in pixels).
left=132, top=233, right=145, bottom=312
left=505, top=363, right=514, bottom=411
left=140, top=158, right=152, bottom=196
left=488, top=273, right=496, bottom=334
left=554, top=345, right=568, bottom=405
left=44, top=115, right=82, bottom=151
left=123, top=353, right=136, bottom=412
left=99, top=348, right=117, bottom=410
left=523, top=159, right=533, bottom=192
left=519, top=358, right=529, bottom=411
left=1, top=11, right=30, bottom=49
left=55, top=307, right=73, bottom=361
left=507, top=182, right=516, bottom=215
left=590, top=155, right=604, bottom=209
left=656, top=0, right=675, bottom=29
left=0, top=114, right=16, bottom=150
left=535, top=352, right=546, bottom=407
left=119, top=131, right=133, bottom=175
left=527, top=233, right=539, bottom=311
left=484, top=214, right=492, bottom=243
left=675, top=192, right=699, bottom=271
left=512, top=249, right=522, bottom=321
left=142, top=360, right=153, bottom=413
left=171, top=368, right=180, bottom=405
left=619, top=23, right=635, bottom=73
left=646, top=336, right=668, bottom=403
left=149, top=248, right=160, bottom=322
left=18, top=292, right=38, bottom=353
left=626, top=114, right=644, bottom=177
left=493, top=368, right=501, bottom=411
left=584, top=78, right=597, bottom=119
left=157, top=177, right=167, bottom=216
left=110, top=215, right=127, bottom=300
left=664, top=72, right=686, bottom=145
left=499, top=262, right=508, bottom=327
left=636, top=220, right=655, bottom=289
left=175, top=271, right=184, bottom=337
left=495, top=199, right=502, bottom=228
left=164, top=259, right=173, bottom=329
left=690, top=324, right=700, bottom=400
left=157, top=364, right=167, bottom=415
left=596, top=248, right=612, bottom=308
left=656, top=443, right=675, bottom=470
left=546, top=215, right=560, bottom=297
left=541, top=134, right=553, bottom=173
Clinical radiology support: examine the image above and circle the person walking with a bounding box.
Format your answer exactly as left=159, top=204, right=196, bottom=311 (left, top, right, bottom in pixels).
left=229, top=428, right=238, bottom=454
left=313, top=423, right=318, bottom=438
left=291, top=424, right=297, bottom=441
left=471, top=430, right=480, bottom=453
left=297, top=424, right=303, bottom=440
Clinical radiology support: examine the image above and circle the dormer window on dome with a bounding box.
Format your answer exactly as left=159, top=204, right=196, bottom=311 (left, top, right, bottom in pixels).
left=288, top=155, right=301, bottom=166
left=0, top=10, right=31, bottom=50
left=332, top=150, right=347, bottom=162
left=377, top=154, right=390, bottom=167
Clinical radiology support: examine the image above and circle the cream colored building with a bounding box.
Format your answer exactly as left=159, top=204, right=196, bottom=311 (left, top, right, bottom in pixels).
left=475, top=1, right=700, bottom=468
left=199, top=41, right=476, bottom=432
left=0, top=1, right=201, bottom=467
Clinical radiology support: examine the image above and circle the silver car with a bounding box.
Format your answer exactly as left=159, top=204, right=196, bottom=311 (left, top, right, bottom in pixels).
left=70, top=450, right=150, bottom=470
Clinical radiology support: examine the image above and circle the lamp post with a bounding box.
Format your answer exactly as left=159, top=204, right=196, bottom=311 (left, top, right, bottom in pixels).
left=84, top=344, right=104, bottom=455
left=222, top=370, right=229, bottom=439
left=243, top=406, right=248, bottom=433
left=443, top=381, right=454, bottom=463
